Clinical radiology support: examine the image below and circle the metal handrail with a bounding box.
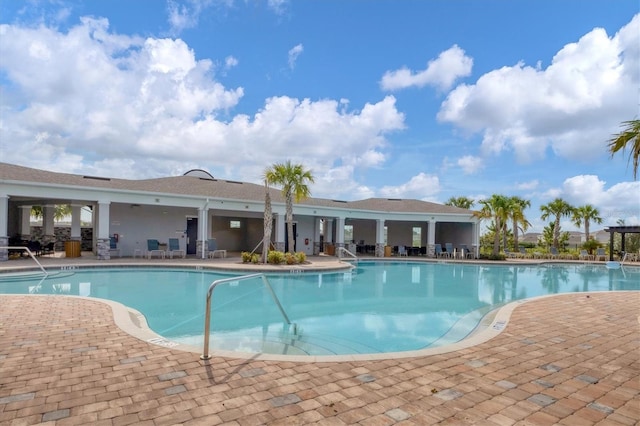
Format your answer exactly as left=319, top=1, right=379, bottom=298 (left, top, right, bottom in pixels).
left=0, top=246, right=48, bottom=276
left=337, top=246, right=357, bottom=261
left=201, top=273, right=294, bottom=360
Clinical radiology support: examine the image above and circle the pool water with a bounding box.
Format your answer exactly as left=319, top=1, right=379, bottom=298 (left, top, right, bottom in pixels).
left=1, top=262, right=637, bottom=355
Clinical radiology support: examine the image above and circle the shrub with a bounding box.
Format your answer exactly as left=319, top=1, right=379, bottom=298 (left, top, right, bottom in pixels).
left=285, top=252, right=296, bottom=265
left=251, top=253, right=261, bottom=263
left=241, top=251, right=252, bottom=263
left=296, top=251, right=306, bottom=263
left=267, top=250, right=285, bottom=264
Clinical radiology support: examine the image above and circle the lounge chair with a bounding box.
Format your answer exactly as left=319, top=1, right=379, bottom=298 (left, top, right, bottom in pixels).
left=146, top=239, right=165, bottom=259
left=398, top=245, right=408, bottom=257
left=460, top=244, right=474, bottom=259
left=504, top=248, right=517, bottom=258
left=109, top=236, right=121, bottom=257
left=579, top=249, right=593, bottom=261
left=445, top=243, right=454, bottom=258
left=549, top=247, right=560, bottom=259
left=42, top=242, right=55, bottom=256
left=518, top=247, right=529, bottom=258
left=207, top=238, right=227, bottom=258
left=434, top=243, right=447, bottom=258
left=595, top=248, right=606, bottom=261
left=168, top=238, right=185, bottom=259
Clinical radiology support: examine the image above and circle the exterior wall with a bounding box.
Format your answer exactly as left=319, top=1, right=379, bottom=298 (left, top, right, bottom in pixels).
left=435, top=222, right=473, bottom=247
left=349, top=219, right=377, bottom=245
left=29, top=226, right=93, bottom=251
left=294, top=215, right=316, bottom=256
left=109, top=203, right=194, bottom=257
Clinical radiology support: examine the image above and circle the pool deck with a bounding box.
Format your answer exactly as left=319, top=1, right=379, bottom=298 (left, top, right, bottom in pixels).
left=1, top=254, right=639, bottom=425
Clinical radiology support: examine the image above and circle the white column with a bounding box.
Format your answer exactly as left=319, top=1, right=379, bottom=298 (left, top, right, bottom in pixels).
left=325, top=219, right=333, bottom=244
left=335, top=217, right=345, bottom=256
left=43, top=205, right=55, bottom=239
left=96, top=202, right=111, bottom=260
left=313, top=217, right=322, bottom=255
left=275, top=213, right=285, bottom=252
left=0, top=195, right=7, bottom=261
left=71, top=205, right=82, bottom=240
left=198, top=206, right=208, bottom=259
left=428, top=220, right=437, bottom=257
left=20, top=206, right=31, bottom=239
left=375, top=219, right=385, bottom=257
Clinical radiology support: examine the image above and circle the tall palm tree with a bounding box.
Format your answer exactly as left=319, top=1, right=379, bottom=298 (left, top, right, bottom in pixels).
left=507, top=196, right=531, bottom=252
left=474, top=194, right=509, bottom=256
left=540, top=198, right=574, bottom=249
left=264, top=161, right=314, bottom=253
left=31, top=204, right=72, bottom=221
left=608, top=119, right=640, bottom=179
left=572, top=204, right=602, bottom=242
left=261, top=181, right=273, bottom=263
left=445, top=196, right=475, bottom=209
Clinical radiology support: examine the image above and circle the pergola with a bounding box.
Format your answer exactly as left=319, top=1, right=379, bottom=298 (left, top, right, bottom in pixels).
left=604, top=226, right=640, bottom=261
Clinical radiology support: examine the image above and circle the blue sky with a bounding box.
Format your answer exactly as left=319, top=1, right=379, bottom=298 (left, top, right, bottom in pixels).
left=1, top=0, right=638, bottom=233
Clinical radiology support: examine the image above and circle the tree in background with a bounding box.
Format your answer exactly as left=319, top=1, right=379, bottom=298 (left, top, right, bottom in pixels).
left=540, top=198, right=574, bottom=249
left=445, top=196, right=475, bottom=209
left=31, top=205, right=72, bottom=222
left=608, top=119, right=640, bottom=180
left=264, top=161, right=314, bottom=253
left=507, top=196, right=531, bottom=252
left=541, top=223, right=570, bottom=249
left=261, top=180, right=273, bottom=264
left=475, top=194, right=509, bottom=256
left=572, top=204, right=602, bottom=243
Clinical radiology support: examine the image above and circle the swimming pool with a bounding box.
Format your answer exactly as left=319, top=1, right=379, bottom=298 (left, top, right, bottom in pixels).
left=1, top=262, right=638, bottom=356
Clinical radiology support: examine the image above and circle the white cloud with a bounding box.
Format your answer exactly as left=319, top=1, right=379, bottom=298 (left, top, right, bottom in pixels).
left=166, top=0, right=217, bottom=34
left=380, top=45, right=473, bottom=92
left=516, top=180, right=539, bottom=191
left=288, top=43, right=303, bottom=69
left=438, top=14, right=639, bottom=164
left=378, top=173, right=440, bottom=200
left=538, top=175, right=640, bottom=227
left=225, top=55, right=238, bottom=69
left=0, top=18, right=405, bottom=200
left=457, top=155, right=483, bottom=174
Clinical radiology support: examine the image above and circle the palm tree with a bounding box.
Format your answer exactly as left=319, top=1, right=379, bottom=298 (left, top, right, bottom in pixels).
left=31, top=205, right=72, bottom=222
left=572, top=204, right=602, bottom=242
left=474, top=194, right=509, bottom=256
left=507, top=196, right=531, bottom=252
left=261, top=181, right=273, bottom=263
left=264, top=161, right=314, bottom=253
left=540, top=198, right=574, bottom=249
left=608, top=119, right=640, bottom=179
left=445, top=196, right=475, bottom=209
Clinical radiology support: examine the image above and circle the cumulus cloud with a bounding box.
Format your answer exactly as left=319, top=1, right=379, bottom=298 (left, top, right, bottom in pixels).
left=437, top=14, right=639, bottom=164
left=457, top=155, right=483, bottom=175
left=380, top=45, right=473, bottom=92
left=379, top=173, right=441, bottom=200
left=224, top=55, right=238, bottom=69
left=542, top=175, right=640, bottom=225
left=0, top=18, right=405, bottom=199
left=288, top=43, right=303, bottom=69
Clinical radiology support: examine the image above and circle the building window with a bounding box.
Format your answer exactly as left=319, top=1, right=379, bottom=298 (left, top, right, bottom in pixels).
left=412, top=227, right=421, bottom=247
left=344, top=225, right=353, bottom=242
left=230, top=220, right=241, bottom=229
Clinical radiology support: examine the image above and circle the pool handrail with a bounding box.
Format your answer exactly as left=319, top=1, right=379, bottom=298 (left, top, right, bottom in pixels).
left=201, top=272, right=294, bottom=360
left=337, top=246, right=357, bottom=261
left=1, top=246, right=48, bottom=276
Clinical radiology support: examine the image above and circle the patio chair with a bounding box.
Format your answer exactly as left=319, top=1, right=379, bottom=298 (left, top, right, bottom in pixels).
left=549, top=247, right=560, bottom=259
left=398, top=245, right=408, bottom=257
left=434, top=243, right=447, bottom=258
left=460, top=244, right=474, bottom=259
left=208, top=238, right=227, bottom=258
left=109, top=236, right=121, bottom=257
left=146, top=239, right=165, bottom=259
left=444, top=243, right=454, bottom=258
left=579, top=249, right=593, bottom=261
left=42, top=242, right=55, bottom=256
left=595, top=248, right=606, bottom=261
left=168, top=238, right=185, bottom=259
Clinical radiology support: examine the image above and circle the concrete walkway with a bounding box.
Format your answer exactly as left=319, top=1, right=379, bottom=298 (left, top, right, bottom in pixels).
left=1, top=255, right=639, bottom=425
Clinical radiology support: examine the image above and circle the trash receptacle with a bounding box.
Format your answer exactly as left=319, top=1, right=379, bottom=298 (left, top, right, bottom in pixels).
left=65, top=241, right=81, bottom=258
left=384, top=246, right=391, bottom=257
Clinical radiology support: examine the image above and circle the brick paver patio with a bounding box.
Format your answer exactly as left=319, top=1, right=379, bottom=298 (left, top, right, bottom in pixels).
left=0, top=257, right=639, bottom=425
